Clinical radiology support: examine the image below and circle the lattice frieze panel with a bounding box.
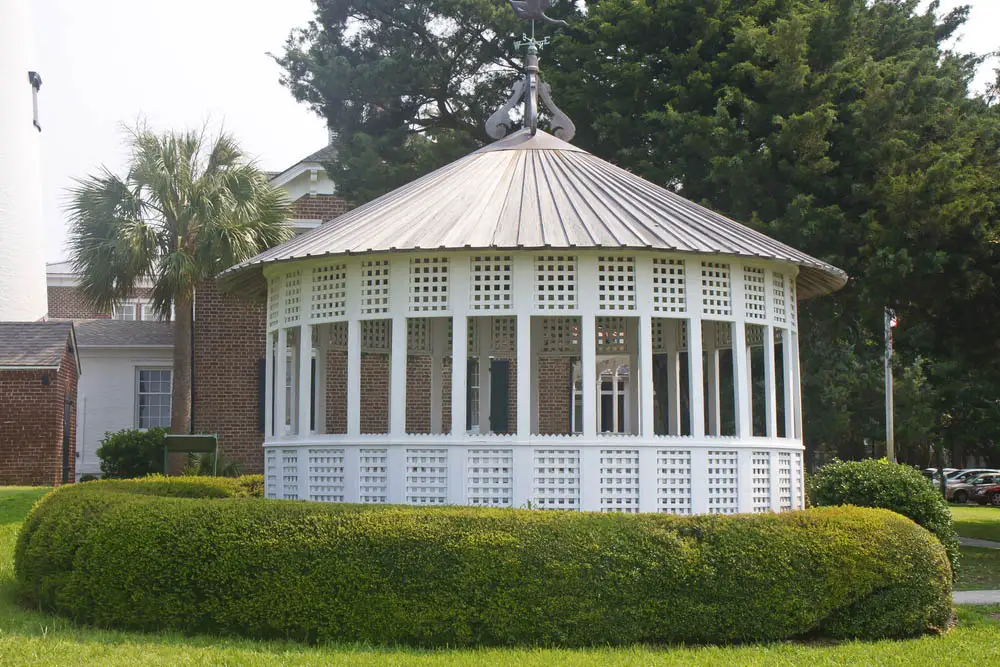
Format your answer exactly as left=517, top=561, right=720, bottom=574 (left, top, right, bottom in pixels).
left=535, top=255, right=577, bottom=311
left=789, top=278, right=798, bottom=329
left=280, top=448, right=299, bottom=500
left=743, top=266, right=767, bottom=321
left=406, top=448, right=448, bottom=505
left=597, top=255, right=636, bottom=312
left=328, top=321, right=348, bottom=351
left=652, top=257, right=686, bottom=314
left=708, top=321, right=732, bottom=350
left=657, top=449, right=692, bottom=515
left=471, top=255, right=513, bottom=311
left=752, top=451, right=771, bottom=513
left=267, top=275, right=282, bottom=332
left=308, top=448, right=345, bottom=502
left=467, top=317, right=479, bottom=352
left=359, top=448, right=388, bottom=503
left=361, top=319, right=390, bottom=353
left=746, top=323, right=765, bottom=348
left=600, top=449, right=639, bottom=513
left=778, top=451, right=793, bottom=511
left=409, top=257, right=449, bottom=312
left=282, top=270, right=302, bottom=326
left=655, top=319, right=689, bottom=353
left=491, top=317, right=516, bottom=353
left=311, top=262, right=347, bottom=323
left=265, top=449, right=279, bottom=499
left=677, top=320, right=688, bottom=352
left=773, top=272, right=787, bottom=324
left=533, top=449, right=580, bottom=510
left=596, top=316, right=629, bottom=354
left=792, top=450, right=804, bottom=509
left=467, top=449, right=513, bottom=507
left=360, top=259, right=390, bottom=315
left=701, top=262, right=732, bottom=317
left=407, top=318, right=430, bottom=354
left=707, top=450, right=739, bottom=514
left=540, top=317, right=580, bottom=355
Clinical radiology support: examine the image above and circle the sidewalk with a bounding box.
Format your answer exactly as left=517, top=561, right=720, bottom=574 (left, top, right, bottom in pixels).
left=958, top=536, right=1000, bottom=549
left=954, top=590, right=1000, bottom=605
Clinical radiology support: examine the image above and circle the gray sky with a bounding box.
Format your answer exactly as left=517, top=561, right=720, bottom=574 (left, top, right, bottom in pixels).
left=33, top=0, right=999, bottom=263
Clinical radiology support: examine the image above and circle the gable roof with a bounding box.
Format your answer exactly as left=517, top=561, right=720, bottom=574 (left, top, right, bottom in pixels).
left=0, top=322, right=80, bottom=373
left=72, top=320, right=173, bottom=347
left=269, top=143, right=338, bottom=189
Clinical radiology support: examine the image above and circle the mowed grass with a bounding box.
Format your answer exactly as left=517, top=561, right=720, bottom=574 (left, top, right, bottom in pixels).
left=951, top=505, right=1000, bottom=542
left=0, top=488, right=998, bottom=666
left=955, top=547, right=1000, bottom=591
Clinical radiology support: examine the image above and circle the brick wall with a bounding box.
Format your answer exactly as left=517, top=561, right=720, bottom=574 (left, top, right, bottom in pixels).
left=360, top=352, right=389, bottom=434
left=0, top=346, right=77, bottom=485
left=47, top=285, right=157, bottom=319
left=406, top=355, right=432, bottom=434
left=325, top=350, right=347, bottom=434
left=191, top=281, right=266, bottom=472
left=289, top=194, right=350, bottom=221
left=537, top=356, right=572, bottom=435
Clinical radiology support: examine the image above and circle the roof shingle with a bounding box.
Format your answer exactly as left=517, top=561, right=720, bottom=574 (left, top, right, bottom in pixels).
left=0, top=322, right=75, bottom=368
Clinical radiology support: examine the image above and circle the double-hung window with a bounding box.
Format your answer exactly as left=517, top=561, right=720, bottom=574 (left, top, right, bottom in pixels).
left=113, top=303, right=137, bottom=321
left=136, top=368, right=172, bottom=429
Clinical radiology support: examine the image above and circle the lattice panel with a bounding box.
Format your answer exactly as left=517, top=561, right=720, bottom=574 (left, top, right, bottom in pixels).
left=744, top=266, right=767, bottom=321
left=265, top=449, right=279, bottom=499
left=407, top=318, right=430, bottom=354
left=328, top=321, right=348, bottom=351
left=707, top=450, right=739, bottom=514
left=792, top=450, right=804, bottom=509
left=778, top=451, right=793, bottom=511
left=308, top=448, right=345, bottom=502
left=710, top=322, right=733, bottom=350
left=280, top=448, right=299, bottom=500
left=535, top=255, right=577, bottom=310
left=657, top=449, right=692, bottom=515
left=752, top=451, right=771, bottom=513
left=491, top=317, right=516, bottom=353
left=600, top=449, right=639, bottom=513
left=360, top=259, right=390, bottom=315
left=361, top=319, right=390, bottom=353
left=789, top=278, right=798, bottom=328
left=471, top=255, right=513, bottom=311
left=359, top=448, right=388, bottom=503
left=467, top=449, right=513, bottom=507
left=533, top=449, right=580, bottom=510
left=746, top=323, right=765, bottom=348
left=406, top=448, right=448, bottom=505
left=409, top=257, right=449, bottom=312
left=597, top=255, right=636, bottom=312
left=311, top=262, right=347, bottom=322
left=540, top=317, right=580, bottom=355
left=596, top=316, right=630, bottom=354
left=267, top=275, right=282, bottom=332
left=773, top=272, right=787, bottom=324
left=467, top=317, right=479, bottom=352
left=652, top=318, right=667, bottom=354
left=282, top=270, right=302, bottom=326
left=677, top=320, right=688, bottom=351
left=652, top=257, right=686, bottom=313
left=701, top=262, right=732, bottom=317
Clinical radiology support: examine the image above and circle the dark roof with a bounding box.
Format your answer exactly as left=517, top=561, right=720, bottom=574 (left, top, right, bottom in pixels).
left=72, top=320, right=174, bottom=347
left=0, top=322, right=76, bottom=369
left=269, top=144, right=338, bottom=184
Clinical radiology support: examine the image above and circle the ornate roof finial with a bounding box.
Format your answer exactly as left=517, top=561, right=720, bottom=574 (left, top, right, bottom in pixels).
left=486, top=4, right=575, bottom=142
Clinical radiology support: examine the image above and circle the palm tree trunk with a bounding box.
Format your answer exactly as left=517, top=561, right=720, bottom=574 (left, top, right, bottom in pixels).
left=171, top=292, right=193, bottom=434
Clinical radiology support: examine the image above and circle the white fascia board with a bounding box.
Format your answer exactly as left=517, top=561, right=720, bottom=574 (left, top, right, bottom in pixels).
left=269, top=161, right=324, bottom=189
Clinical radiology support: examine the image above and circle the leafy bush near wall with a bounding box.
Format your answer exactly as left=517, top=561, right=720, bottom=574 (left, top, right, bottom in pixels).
left=96, top=428, right=167, bottom=479
left=809, top=458, right=959, bottom=573
left=15, top=480, right=951, bottom=647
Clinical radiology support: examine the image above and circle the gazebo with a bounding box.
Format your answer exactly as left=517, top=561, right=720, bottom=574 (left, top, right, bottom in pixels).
left=222, top=42, right=845, bottom=514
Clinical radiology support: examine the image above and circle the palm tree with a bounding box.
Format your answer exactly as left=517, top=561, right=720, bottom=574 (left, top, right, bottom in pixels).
left=67, top=126, right=291, bottom=434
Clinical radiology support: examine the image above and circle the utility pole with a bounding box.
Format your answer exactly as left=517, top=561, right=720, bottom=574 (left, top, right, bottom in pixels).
left=884, top=308, right=897, bottom=462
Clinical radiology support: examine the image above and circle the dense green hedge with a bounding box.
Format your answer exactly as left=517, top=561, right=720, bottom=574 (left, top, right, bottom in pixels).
left=16, top=479, right=951, bottom=647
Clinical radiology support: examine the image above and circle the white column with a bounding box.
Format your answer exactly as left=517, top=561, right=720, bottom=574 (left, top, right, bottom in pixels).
left=782, top=328, right=795, bottom=438
left=430, top=319, right=444, bottom=434
left=345, top=258, right=362, bottom=437
left=579, top=255, right=598, bottom=438
left=389, top=258, right=409, bottom=436
left=274, top=327, right=288, bottom=438
left=514, top=255, right=533, bottom=439
left=684, top=262, right=705, bottom=438
left=733, top=322, right=752, bottom=439
left=264, top=331, right=274, bottom=439
left=451, top=256, right=471, bottom=438
left=298, top=324, right=312, bottom=437
left=763, top=325, right=778, bottom=438
left=636, top=255, right=655, bottom=437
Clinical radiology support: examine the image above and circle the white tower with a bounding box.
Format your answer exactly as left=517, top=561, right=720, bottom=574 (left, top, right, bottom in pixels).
left=0, top=0, right=49, bottom=321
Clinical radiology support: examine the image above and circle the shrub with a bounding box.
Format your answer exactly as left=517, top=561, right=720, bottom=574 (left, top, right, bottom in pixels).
left=15, top=479, right=951, bottom=647
left=78, top=474, right=98, bottom=482
left=96, top=428, right=167, bottom=479
left=809, top=458, right=959, bottom=573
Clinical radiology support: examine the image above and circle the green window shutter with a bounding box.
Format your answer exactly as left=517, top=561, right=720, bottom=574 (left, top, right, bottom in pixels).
left=490, top=359, right=510, bottom=434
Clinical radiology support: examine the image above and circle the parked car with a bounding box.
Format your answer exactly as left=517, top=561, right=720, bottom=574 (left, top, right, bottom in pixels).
left=949, top=473, right=1000, bottom=504
left=922, top=468, right=958, bottom=482
left=947, top=469, right=1000, bottom=486
left=971, top=482, right=1000, bottom=507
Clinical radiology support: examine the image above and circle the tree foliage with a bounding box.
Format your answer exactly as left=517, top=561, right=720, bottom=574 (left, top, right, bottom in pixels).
left=278, top=0, right=1000, bottom=464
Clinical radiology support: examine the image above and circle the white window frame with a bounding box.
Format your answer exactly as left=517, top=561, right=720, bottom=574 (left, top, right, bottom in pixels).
left=140, top=300, right=158, bottom=321
left=135, top=367, right=172, bottom=430
left=113, top=303, right=137, bottom=321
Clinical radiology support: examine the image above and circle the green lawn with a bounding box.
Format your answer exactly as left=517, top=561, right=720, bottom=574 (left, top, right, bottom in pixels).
left=951, top=505, right=1000, bottom=542
left=955, top=547, right=1000, bottom=591
left=0, top=488, right=998, bottom=665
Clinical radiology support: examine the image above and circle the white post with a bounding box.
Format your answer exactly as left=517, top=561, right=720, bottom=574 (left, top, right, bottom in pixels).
left=514, top=254, right=533, bottom=439
left=346, top=258, right=362, bottom=437
left=274, top=327, right=288, bottom=438
left=298, top=324, right=312, bottom=437
left=733, top=322, right=752, bottom=439
left=782, top=328, right=794, bottom=438
left=264, top=331, right=274, bottom=438
left=665, top=320, right=681, bottom=435
left=685, top=262, right=705, bottom=438
left=639, top=315, right=654, bottom=437
left=451, top=256, right=471, bottom=439
left=580, top=255, right=598, bottom=438
left=389, top=257, right=409, bottom=436
left=791, top=331, right=803, bottom=440
left=763, top=325, right=778, bottom=438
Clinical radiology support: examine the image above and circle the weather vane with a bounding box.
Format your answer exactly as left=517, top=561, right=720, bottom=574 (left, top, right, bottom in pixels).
left=487, top=1, right=575, bottom=141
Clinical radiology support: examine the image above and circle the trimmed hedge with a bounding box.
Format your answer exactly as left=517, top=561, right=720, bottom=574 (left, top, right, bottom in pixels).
left=16, top=479, right=951, bottom=647
left=809, top=458, right=960, bottom=573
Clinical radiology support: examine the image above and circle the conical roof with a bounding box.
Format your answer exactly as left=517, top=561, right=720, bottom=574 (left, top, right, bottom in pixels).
left=221, top=129, right=846, bottom=299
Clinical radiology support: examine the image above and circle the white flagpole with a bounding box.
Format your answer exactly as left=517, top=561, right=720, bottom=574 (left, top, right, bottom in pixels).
left=884, top=308, right=895, bottom=462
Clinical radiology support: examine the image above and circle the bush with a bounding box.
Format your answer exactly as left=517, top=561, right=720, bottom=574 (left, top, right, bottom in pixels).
left=96, top=428, right=167, bottom=479
left=809, top=458, right=960, bottom=574
left=78, top=474, right=98, bottom=482
left=15, top=479, right=951, bottom=647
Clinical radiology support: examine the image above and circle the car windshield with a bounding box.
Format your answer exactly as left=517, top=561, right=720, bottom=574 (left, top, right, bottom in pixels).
left=974, top=475, right=997, bottom=485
